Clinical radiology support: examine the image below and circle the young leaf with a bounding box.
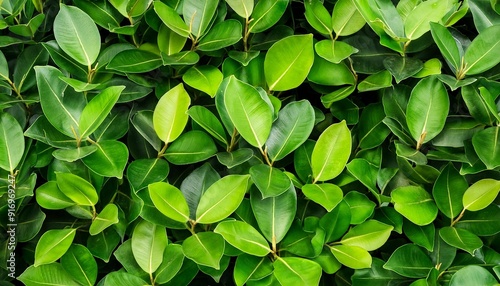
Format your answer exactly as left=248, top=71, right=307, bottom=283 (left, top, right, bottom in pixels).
left=226, top=0, right=254, bottom=18
left=266, top=100, right=314, bottom=162
left=302, top=183, right=343, bottom=212
left=329, top=245, right=372, bottom=269
left=264, top=34, right=314, bottom=91
left=214, top=220, right=271, bottom=257
left=0, top=112, right=24, bottom=173
left=315, top=39, right=359, bottom=64
left=182, top=66, right=223, bottom=98
left=131, top=220, right=168, bottom=274
left=154, top=1, right=190, bottom=37
left=89, top=204, right=119, bottom=235
left=391, top=185, right=438, bottom=226
left=304, top=0, right=333, bottom=36
left=149, top=182, right=190, bottom=223
left=463, top=25, right=500, bottom=75
left=404, top=0, right=453, bottom=40
left=331, top=0, right=366, bottom=36
left=406, top=76, right=449, bottom=148
left=250, top=164, right=291, bottom=198
left=273, top=257, right=322, bottom=286
left=56, top=172, right=98, bottom=206
left=311, top=120, right=352, bottom=182
left=153, top=83, right=191, bottom=144
left=183, top=0, right=219, bottom=38
left=34, top=229, right=77, bottom=267
left=18, top=263, right=80, bottom=286
left=340, top=220, right=394, bottom=251
left=36, top=181, right=75, bottom=210
left=158, top=24, right=187, bottom=56
left=196, top=175, right=250, bottom=224
left=182, top=232, right=224, bottom=269
left=249, top=0, right=289, bottom=33
left=54, top=4, right=100, bottom=66
left=430, top=22, right=461, bottom=72
left=462, top=179, right=500, bottom=211
left=60, top=244, right=98, bottom=286
left=223, top=76, right=272, bottom=148
left=79, top=86, right=125, bottom=139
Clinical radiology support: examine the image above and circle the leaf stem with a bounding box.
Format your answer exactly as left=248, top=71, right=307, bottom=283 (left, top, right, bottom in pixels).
left=451, top=208, right=466, bottom=227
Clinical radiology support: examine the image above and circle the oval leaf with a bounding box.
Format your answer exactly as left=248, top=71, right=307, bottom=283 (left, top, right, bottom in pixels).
left=226, top=0, right=254, bottom=18
left=183, top=0, right=219, bottom=37
left=391, top=185, right=438, bottom=226
left=107, top=49, right=162, bottom=73
left=472, top=127, right=500, bottom=170
left=60, top=244, right=98, bottom=286
left=81, top=140, right=129, bottom=179
left=449, top=265, right=499, bottom=286
left=182, top=232, right=224, bottom=269
left=89, top=204, right=119, bottom=235
left=56, top=172, right=98, bottom=206
left=0, top=112, right=24, bottom=172
left=341, top=220, right=394, bottom=251
left=214, top=220, right=270, bottom=257
left=187, top=105, right=227, bottom=144
left=197, top=20, right=243, bottom=51
left=18, top=263, right=80, bottom=286
left=131, top=220, right=168, bottom=274
left=432, top=163, right=468, bottom=219
left=463, top=25, right=500, bottom=75
left=149, top=182, right=190, bottom=223
left=462, top=178, right=500, bottom=211
left=164, top=130, right=217, bottom=165
left=182, top=65, right=223, bottom=97
left=383, top=244, right=434, bottom=278
left=302, top=183, right=343, bottom=212
left=439, top=227, right=483, bottom=255
left=36, top=181, right=75, bottom=210
left=274, top=257, right=322, bottom=286
left=250, top=164, right=291, bottom=198
left=330, top=245, right=372, bottom=269
left=34, top=228, right=76, bottom=267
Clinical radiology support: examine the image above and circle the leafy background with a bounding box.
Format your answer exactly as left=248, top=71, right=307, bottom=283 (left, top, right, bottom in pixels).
left=0, top=0, right=500, bottom=285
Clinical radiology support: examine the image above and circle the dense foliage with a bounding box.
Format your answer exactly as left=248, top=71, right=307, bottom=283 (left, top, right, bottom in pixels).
left=0, top=0, right=499, bottom=285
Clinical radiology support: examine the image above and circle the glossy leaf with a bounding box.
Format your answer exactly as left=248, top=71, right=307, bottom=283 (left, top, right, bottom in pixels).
left=131, top=220, right=168, bottom=274
left=264, top=34, right=314, bottom=91
left=449, top=265, right=499, bottom=286
left=304, top=0, right=333, bottom=35
left=34, top=228, right=76, bottom=267
left=330, top=245, right=372, bottom=269
left=183, top=66, right=223, bottom=97
left=149, top=182, right=190, bottom=223
left=214, top=220, right=270, bottom=257
left=154, top=1, right=190, bottom=37
left=357, top=103, right=391, bottom=149
left=302, top=183, right=343, bottom=212
left=81, top=141, right=129, bottom=179
left=357, top=70, right=393, bottom=92
left=197, top=20, right=243, bottom=51
left=439, top=227, right=483, bottom=255
left=234, top=255, right=273, bottom=286
left=404, top=0, right=452, bottom=40
left=432, top=163, right=468, bottom=219
left=54, top=4, right=100, bottom=66
left=56, top=172, right=98, bottom=206
left=18, top=263, right=79, bottom=286
left=463, top=25, right=500, bottom=75
left=403, top=222, right=435, bottom=252
left=274, top=257, right=322, bottom=286
left=89, top=204, right=119, bottom=235
left=472, top=127, right=500, bottom=169
left=226, top=0, right=254, bottom=18
left=383, top=56, right=423, bottom=83
left=311, top=121, right=352, bottom=182
left=155, top=244, right=185, bottom=284
left=107, top=49, right=162, bottom=73
left=164, top=130, right=217, bottom=165
left=430, top=22, right=461, bottom=72
left=158, top=24, right=187, bottom=56
left=249, top=0, right=289, bottom=33
left=36, top=181, right=75, bottom=210
left=182, top=232, right=224, bottom=269
left=383, top=244, right=434, bottom=278
left=462, top=178, right=500, bottom=211
left=391, top=185, right=438, bottom=226
left=341, top=220, right=393, bottom=251
left=126, top=158, right=169, bottom=192
left=61, top=244, right=97, bottom=286
left=188, top=106, right=227, bottom=144
left=315, top=40, right=358, bottom=64
left=455, top=205, right=500, bottom=236
left=344, top=191, right=376, bottom=225
left=250, top=164, right=291, bottom=198
left=0, top=112, right=24, bottom=172
left=352, top=258, right=409, bottom=286
left=332, top=0, right=366, bottom=36
left=196, top=175, right=250, bottom=224
left=183, top=0, right=219, bottom=38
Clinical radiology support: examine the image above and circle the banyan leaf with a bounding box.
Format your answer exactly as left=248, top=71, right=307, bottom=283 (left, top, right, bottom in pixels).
left=383, top=244, right=433, bottom=278
left=60, top=244, right=98, bottom=286
left=463, top=25, right=500, bottom=75
left=183, top=0, right=219, bottom=38
left=248, top=0, right=289, bottom=33
left=472, top=127, right=500, bottom=169
left=214, top=220, right=271, bottom=257
left=182, top=232, right=224, bottom=269
left=197, top=20, right=243, bottom=51
left=81, top=140, right=128, bottom=179
left=449, top=265, right=499, bottom=286
left=439, top=227, right=483, bottom=255
left=462, top=178, right=500, bottom=211
left=89, top=204, right=119, bottom=235
left=34, top=229, right=77, bottom=267
left=331, top=0, right=366, bottom=36
left=18, top=263, right=80, bottom=286
left=107, top=49, right=162, bottom=73
left=154, top=1, right=190, bottom=37
left=391, top=185, right=438, bottom=226
left=131, top=220, right=168, bottom=274
left=0, top=112, right=24, bottom=173
left=182, top=66, right=223, bottom=98
left=226, top=0, right=254, bottom=18
left=302, top=183, right=343, bottom=212
left=432, top=163, right=468, bottom=219
left=404, top=0, right=453, bottom=40
left=149, top=181, right=190, bottom=223
left=273, top=257, right=322, bottom=286
left=164, top=130, right=217, bottom=165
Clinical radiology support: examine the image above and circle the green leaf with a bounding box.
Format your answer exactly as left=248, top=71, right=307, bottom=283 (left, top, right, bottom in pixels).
left=404, top=0, right=452, bottom=40
left=180, top=163, right=220, bottom=220
left=463, top=25, right=500, bottom=75
left=54, top=4, right=100, bottom=66
left=73, top=0, right=122, bottom=30
left=430, top=22, right=461, bottom=72
left=61, top=244, right=97, bottom=286
left=352, top=258, right=409, bottom=286
left=182, top=66, right=223, bottom=97
left=315, top=40, right=359, bottom=64
left=18, top=263, right=80, bottom=286
left=341, top=220, right=393, bottom=251
left=126, top=158, right=169, bottom=192
left=264, top=34, right=314, bottom=91
left=17, top=205, right=46, bottom=242
left=183, top=0, right=219, bottom=37
left=330, top=245, right=372, bottom=269
left=79, top=86, right=124, bottom=139
left=52, top=146, right=97, bottom=163
left=223, top=75, right=272, bottom=148
left=249, top=0, right=289, bottom=33
left=89, top=204, right=119, bottom=235
left=234, top=255, right=273, bottom=286
left=455, top=205, right=500, bottom=236
left=432, top=163, right=468, bottom=219
left=461, top=85, right=498, bottom=126
left=470, top=0, right=500, bottom=32
left=383, top=244, right=434, bottom=278
left=182, top=232, right=224, bottom=269
left=154, top=244, right=185, bottom=284
left=161, top=50, right=200, bottom=65
left=226, top=0, right=254, bottom=18
left=383, top=56, right=423, bottom=83
left=13, top=44, right=49, bottom=93
left=197, top=20, right=243, bottom=51
left=216, top=149, right=254, bottom=168
left=154, top=1, right=190, bottom=37
left=439, top=227, right=483, bottom=255
left=102, top=272, right=149, bottom=285
left=357, top=70, right=393, bottom=92
left=153, top=83, right=191, bottom=144
left=391, top=185, right=438, bottom=226
left=214, top=220, right=271, bottom=257
left=302, top=183, right=343, bottom=212
left=357, top=103, right=391, bottom=149
left=149, top=182, right=190, bottom=223
left=250, top=164, right=291, bottom=198
left=187, top=106, right=227, bottom=145
left=0, top=112, right=24, bottom=172
left=472, top=127, right=500, bottom=169
left=107, top=49, right=162, bottom=73
left=0, top=50, right=9, bottom=81
left=344, top=190, right=376, bottom=225
left=462, top=179, right=500, bottom=211
left=274, top=257, right=322, bottom=286
left=266, top=100, right=315, bottom=162
left=406, top=76, right=449, bottom=148
left=126, top=0, right=152, bottom=17
left=131, top=220, right=168, bottom=274
left=164, top=130, right=217, bottom=165
left=34, top=228, right=76, bottom=267
left=250, top=185, right=296, bottom=244
left=321, top=85, right=356, bottom=107
left=36, top=181, right=75, bottom=210
left=403, top=222, right=435, bottom=252
left=311, top=120, right=352, bottom=182
left=131, top=110, right=162, bottom=151
left=332, top=0, right=366, bottom=36
left=158, top=24, right=187, bottom=56
left=87, top=228, right=121, bottom=262
left=56, top=172, right=98, bottom=206
left=81, top=141, right=129, bottom=179
left=304, top=0, right=333, bottom=35
left=196, top=175, right=250, bottom=224
left=449, top=265, right=499, bottom=286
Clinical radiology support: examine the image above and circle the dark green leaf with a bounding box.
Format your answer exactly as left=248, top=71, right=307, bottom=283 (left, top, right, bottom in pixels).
left=61, top=244, right=97, bottom=286
left=439, top=227, right=483, bottom=255
left=164, top=131, right=217, bottom=165
left=383, top=244, right=433, bottom=278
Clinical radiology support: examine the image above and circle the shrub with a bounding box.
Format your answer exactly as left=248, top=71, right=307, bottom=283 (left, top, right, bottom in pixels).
left=0, top=0, right=499, bottom=285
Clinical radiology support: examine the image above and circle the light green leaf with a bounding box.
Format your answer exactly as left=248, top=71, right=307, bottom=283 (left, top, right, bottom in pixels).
left=341, top=220, right=393, bottom=251
left=383, top=244, right=434, bottom=278
left=391, top=185, right=438, bottom=226
left=463, top=25, right=500, bottom=75
left=406, top=76, right=449, bottom=148
left=344, top=190, right=376, bottom=225
left=0, top=112, right=24, bottom=173
left=226, top=0, right=254, bottom=18
left=330, top=245, right=372, bottom=269
left=149, top=182, right=190, bottom=223
left=154, top=1, right=190, bottom=37
left=404, top=0, right=453, bottom=40
left=430, top=22, right=461, bottom=72
left=197, top=20, right=243, bottom=51
left=249, top=0, right=289, bottom=33
left=214, top=220, right=270, bottom=257
left=89, top=204, right=119, bottom=235
left=264, top=34, right=314, bottom=91
left=131, top=220, right=168, bottom=274
left=54, top=4, right=100, bottom=66
left=36, top=181, right=75, bottom=210
left=187, top=106, right=227, bottom=144
left=107, top=49, right=162, bottom=73
left=154, top=244, right=185, bottom=284
left=126, top=158, right=170, bottom=193
left=234, top=255, right=273, bottom=286
left=61, top=244, right=97, bottom=286
left=79, top=86, right=124, bottom=139
left=158, top=24, right=187, bottom=56
left=311, top=120, right=352, bottom=182
left=183, top=0, right=219, bottom=37
left=274, top=257, right=322, bottom=286
left=164, top=130, right=217, bottom=165
left=81, top=140, right=129, bottom=179
left=462, top=179, right=500, bottom=211
left=439, top=227, right=483, bottom=255
left=315, top=39, right=358, bottom=64
left=223, top=75, right=272, bottom=148
left=196, top=175, right=250, bottom=224
left=182, top=232, right=224, bottom=269
left=56, top=172, right=98, bottom=206
left=302, top=183, right=343, bottom=212
left=153, top=83, right=191, bottom=144
left=250, top=164, right=291, bottom=198
left=472, top=127, right=500, bottom=170
left=18, top=263, right=80, bottom=286
left=34, top=228, right=76, bottom=267
left=161, top=50, right=200, bottom=65
left=332, top=0, right=366, bottom=36
left=182, top=66, right=223, bottom=97
left=102, top=272, right=149, bottom=285
left=449, top=265, right=499, bottom=286
left=304, top=0, right=333, bottom=35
